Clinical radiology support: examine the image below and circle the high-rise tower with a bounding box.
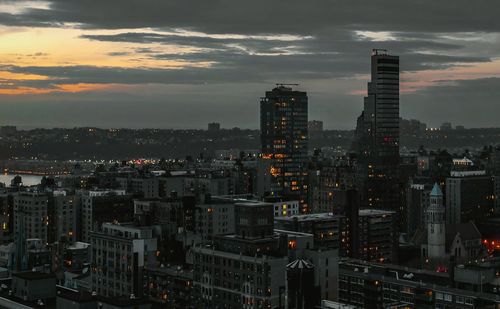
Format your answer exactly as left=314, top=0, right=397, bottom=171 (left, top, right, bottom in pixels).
left=354, top=49, right=400, bottom=211
left=260, top=84, right=309, bottom=213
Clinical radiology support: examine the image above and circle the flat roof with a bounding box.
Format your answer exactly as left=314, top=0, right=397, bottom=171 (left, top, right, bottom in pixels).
left=57, top=287, right=95, bottom=303
left=274, top=229, right=314, bottom=238
left=340, top=259, right=500, bottom=302
left=274, top=212, right=343, bottom=222
left=144, top=265, right=193, bottom=279
left=12, top=271, right=56, bottom=280
left=359, top=209, right=395, bottom=216
left=235, top=202, right=272, bottom=207
left=193, top=245, right=287, bottom=263
left=97, top=296, right=151, bottom=306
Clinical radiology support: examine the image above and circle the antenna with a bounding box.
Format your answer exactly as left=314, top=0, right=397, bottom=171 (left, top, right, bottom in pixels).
left=276, top=83, right=299, bottom=87
left=372, top=49, right=388, bottom=56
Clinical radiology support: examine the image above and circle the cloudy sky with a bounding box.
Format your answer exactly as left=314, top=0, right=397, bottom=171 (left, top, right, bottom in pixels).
left=0, top=0, right=499, bottom=129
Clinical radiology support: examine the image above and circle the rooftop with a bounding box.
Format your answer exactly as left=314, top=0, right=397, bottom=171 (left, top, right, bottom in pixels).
left=274, top=212, right=343, bottom=222
left=67, top=242, right=90, bottom=250
left=193, top=244, right=287, bottom=262
left=57, top=287, right=95, bottom=303
left=450, top=170, right=487, bottom=177
left=235, top=201, right=272, bottom=207
left=359, top=209, right=396, bottom=216
left=340, top=258, right=500, bottom=302
left=144, top=265, right=193, bottom=280
left=430, top=183, right=443, bottom=197
left=12, top=271, right=56, bottom=281
left=98, top=296, right=151, bottom=307
left=446, top=223, right=482, bottom=246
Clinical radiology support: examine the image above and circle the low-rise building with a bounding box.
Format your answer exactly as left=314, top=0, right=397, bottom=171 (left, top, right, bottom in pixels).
left=338, top=259, right=500, bottom=309
left=13, top=191, right=49, bottom=244
left=79, top=190, right=133, bottom=242
left=274, top=213, right=344, bottom=251
left=90, top=223, right=157, bottom=298
left=11, top=271, right=57, bottom=302
left=143, top=265, right=196, bottom=308
left=358, top=209, right=397, bottom=263
left=191, top=202, right=288, bottom=309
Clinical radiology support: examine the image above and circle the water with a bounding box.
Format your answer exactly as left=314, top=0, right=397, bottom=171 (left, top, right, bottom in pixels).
left=0, top=174, right=44, bottom=186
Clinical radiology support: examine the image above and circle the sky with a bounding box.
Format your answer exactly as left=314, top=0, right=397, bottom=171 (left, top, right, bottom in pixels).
left=0, top=0, right=499, bottom=129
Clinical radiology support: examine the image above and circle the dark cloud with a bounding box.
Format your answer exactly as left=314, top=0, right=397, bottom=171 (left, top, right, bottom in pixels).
left=2, top=0, right=500, bottom=34
left=1, top=64, right=263, bottom=85
left=0, top=0, right=499, bottom=128
left=81, top=30, right=464, bottom=54
left=106, top=51, right=130, bottom=56
left=2, top=43, right=491, bottom=91
left=134, top=47, right=156, bottom=54
left=3, top=1, right=498, bottom=78
left=85, top=31, right=491, bottom=77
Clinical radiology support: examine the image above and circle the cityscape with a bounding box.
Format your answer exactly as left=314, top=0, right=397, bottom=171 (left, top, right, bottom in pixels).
left=1, top=1, right=500, bottom=309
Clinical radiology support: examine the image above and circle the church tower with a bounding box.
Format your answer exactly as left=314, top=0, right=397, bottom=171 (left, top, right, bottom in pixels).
left=427, top=183, right=446, bottom=259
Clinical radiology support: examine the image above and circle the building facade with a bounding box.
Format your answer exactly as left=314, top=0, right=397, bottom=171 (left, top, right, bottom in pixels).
left=13, top=192, right=49, bottom=244
left=90, top=223, right=157, bottom=298
left=354, top=49, right=400, bottom=212
left=260, top=85, right=309, bottom=213
left=425, top=183, right=446, bottom=260
left=339, top=259, right=500, bottom=309
left=445, top=171, right=494, bottom=224
left=357, top=209, right=397, bottom=263
left=192, top=202, right=288, bottom=308
left=79, top=190, right=133, bottom=242
left=50, top=190, right=76, bottom=243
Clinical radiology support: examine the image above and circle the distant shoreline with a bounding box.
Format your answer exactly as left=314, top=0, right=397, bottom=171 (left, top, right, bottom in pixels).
left=2, top=170, right=67, bottom=177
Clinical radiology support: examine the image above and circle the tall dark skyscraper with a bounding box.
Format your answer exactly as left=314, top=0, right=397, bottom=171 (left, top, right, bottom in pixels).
left=354, top=49, right=400, bottom=211
left=260, top=84, right=309, bottom=213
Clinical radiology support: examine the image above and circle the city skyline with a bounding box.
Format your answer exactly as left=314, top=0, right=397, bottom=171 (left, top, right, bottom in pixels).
left=0, top=29, right=498, bottom=308
left=0, top=1, right=500, bottom=129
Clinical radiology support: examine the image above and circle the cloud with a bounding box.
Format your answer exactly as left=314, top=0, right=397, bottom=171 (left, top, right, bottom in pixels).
left=1, top=45, right=491, bottom=93
left=0, top=0, right=499, bottom=128
left=106, top=51, right=130, bottom=57
left=2, top=1, right=498, bottom=82
left=80, top=30, right=492, bottom=75
left=2, top=0, right=500, bottom=34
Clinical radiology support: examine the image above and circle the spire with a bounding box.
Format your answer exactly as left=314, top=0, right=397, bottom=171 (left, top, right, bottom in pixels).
left=430, top=183, right=443, bottom=197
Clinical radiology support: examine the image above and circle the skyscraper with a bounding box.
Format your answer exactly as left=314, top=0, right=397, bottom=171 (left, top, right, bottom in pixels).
left=354, top=49, right=400, bottom=211
left=260, top=84, right=309, bottom=213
